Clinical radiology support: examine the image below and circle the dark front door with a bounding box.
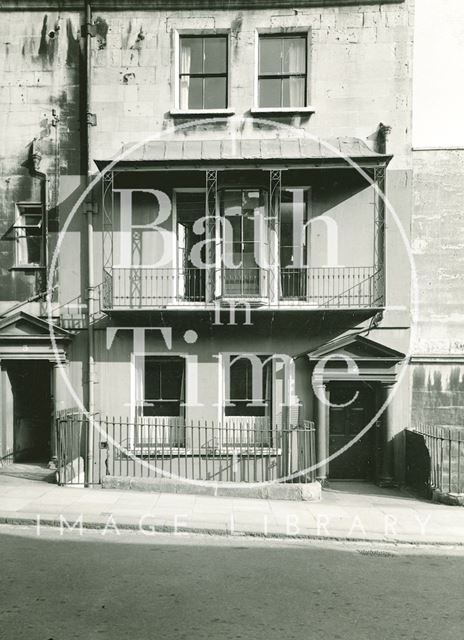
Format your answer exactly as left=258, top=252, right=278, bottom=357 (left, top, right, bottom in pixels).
left=7, top=361, right=52, bottom=462
left=328, top=384, right=376, bottom=480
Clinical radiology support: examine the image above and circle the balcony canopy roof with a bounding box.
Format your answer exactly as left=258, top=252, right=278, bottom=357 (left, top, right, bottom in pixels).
left=95, top=137, right=392, bottom=171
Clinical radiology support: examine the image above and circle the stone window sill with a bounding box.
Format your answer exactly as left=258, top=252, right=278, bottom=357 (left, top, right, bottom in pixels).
left=170, top=108, right=235, bottom=118
left=250, top=107, right=315, bottom=116
left=9, top=265, right=45, bottom=272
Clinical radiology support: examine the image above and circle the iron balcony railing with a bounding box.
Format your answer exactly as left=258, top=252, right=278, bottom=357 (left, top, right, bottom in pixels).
left=102, top=265, right=382, bottom=310
left=55, top=414, right=317, bottom=485
left=279, top=266, right=382, bottom=307
left=221, top=267, right=267, bottom=298
left=104, top=267, right=206, bottom=308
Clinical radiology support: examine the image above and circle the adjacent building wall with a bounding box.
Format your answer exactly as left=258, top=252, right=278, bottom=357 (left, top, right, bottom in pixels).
left=0, top=11, right=81, bottom=309
left=411, top=150, right=464, bottom=426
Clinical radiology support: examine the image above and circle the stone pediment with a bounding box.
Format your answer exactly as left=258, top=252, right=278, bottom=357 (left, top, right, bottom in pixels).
left=307, top=335, right=405, bottom=383
left=308, top=334, right=405, bottom=362
left=0, top=312, right=71, bottom=340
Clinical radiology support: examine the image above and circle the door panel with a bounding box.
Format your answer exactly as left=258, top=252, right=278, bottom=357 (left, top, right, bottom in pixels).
left=328, top=385, right=376, bottom=480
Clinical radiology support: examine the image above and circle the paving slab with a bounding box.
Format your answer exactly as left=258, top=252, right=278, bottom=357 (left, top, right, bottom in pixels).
left=1, top=475, right=464, bottom=545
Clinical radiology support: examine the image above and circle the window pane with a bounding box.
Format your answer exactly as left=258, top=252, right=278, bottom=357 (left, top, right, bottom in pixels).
left=259, top=37, right=282, bottom=74
left=225, top=401, right=266, bottom=417
left=180, top=37, right=202, bottom=74
left=228, top=241, right=242, bottom=262
left=25, top=234, right=41, bottom=264
left=204, top=76, right=227, bottom=108
left=280, top=245, right=293, bottom=269
left=145, top=362, right=161, bottom=399
left=243, top=190, right=262, bottom=211
left=187, top=77, right=203, bottom=109
left=228, top=216, right=241, bottom=240
left=145, top=359, right=184, bottom=401
left=176, top=192, right=205, bottom=223
left=229, top=360, right=249, bottom=400
left=227, top=358, right=269, bottom=409
left=204, top=36, right=227, bottom=74
left=242, top=250, right=258, bottom=270
left=282, top=77, right=305, bottom=107
left=131, top=191, right=160, bottom=226
left=280, top=220, right=293, bottom=246
left=160, top=360, right=184, bottom=399
left=242, top=215, right=254, bottom=242
left=144, top=401, right=181, bottom=418
left=282, top=37, right=306, bottom=74
left=24, top=214, right=41, bottom=227
left=179, top=76, right=190, bottom=109
left=259, top=77, right=281, bottom=107
left=222, top=190, right=242, bottom=217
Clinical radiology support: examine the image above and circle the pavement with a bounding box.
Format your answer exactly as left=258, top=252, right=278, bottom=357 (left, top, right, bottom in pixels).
left=1, top=464, right=464, bottom=545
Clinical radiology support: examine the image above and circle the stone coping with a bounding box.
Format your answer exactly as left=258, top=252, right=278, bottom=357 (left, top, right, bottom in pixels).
left=103, top=476, right=321, bottom=502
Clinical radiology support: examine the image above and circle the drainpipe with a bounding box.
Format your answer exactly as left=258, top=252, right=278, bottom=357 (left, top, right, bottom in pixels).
left=30, top=138, right=49, bottom=299
left=82, top=0, right=95, bottom=485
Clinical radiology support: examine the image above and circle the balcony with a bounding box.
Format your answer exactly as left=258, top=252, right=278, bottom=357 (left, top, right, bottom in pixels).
left=278, top=266, right=381, bottom=308
left=102, top=265, right=382, bottom=310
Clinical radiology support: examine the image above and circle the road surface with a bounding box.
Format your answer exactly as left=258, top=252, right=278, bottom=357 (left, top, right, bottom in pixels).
left=0, top=525, right=462, bottom=640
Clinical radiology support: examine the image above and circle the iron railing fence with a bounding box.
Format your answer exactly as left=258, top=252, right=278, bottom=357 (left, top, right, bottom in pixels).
left=0, top=448, right=15, bottom=466
left=56, top=414, right=316, bottom=486
left=102, top=265, right=382, bottom=309
left=407, top=425, right=464, bottom=496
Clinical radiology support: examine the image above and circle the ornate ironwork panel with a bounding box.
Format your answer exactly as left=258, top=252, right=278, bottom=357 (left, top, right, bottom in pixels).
left=373, top=166, right=386, bottom=306
left=206, top=169, right=218, bottom=302
left=269, top=169, right=281, bottom=303
left=102, top=170, right=114, bottom=307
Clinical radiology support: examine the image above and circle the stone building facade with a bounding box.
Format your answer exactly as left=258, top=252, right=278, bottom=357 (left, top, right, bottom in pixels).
left=0, top=0, right=423, bottom=487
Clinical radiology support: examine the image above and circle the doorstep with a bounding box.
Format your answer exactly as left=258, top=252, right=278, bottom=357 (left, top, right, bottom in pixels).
left=102, top=476, right=321, bottom=502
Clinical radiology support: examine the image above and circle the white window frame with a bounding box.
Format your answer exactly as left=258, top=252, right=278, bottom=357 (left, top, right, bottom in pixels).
left=252, top=27, right=314, bottom=114
left=142, top=355, right=186, bottom=419
left=12, top=202, right=43, bottom=268
left=172, top=29, right=233, bottom=115
left=218, top=186, right=270, bottom=300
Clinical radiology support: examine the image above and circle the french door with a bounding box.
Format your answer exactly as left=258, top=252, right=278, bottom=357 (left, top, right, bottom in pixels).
left=220, top=189, right=267, bottom=297
left=176, top=191, right=206, bottom=301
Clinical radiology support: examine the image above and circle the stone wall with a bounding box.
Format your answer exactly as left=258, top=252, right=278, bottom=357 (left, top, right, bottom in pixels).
left=0, top=11, right=81, bottom=307
left=411, top=149, right=464, bottom=425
